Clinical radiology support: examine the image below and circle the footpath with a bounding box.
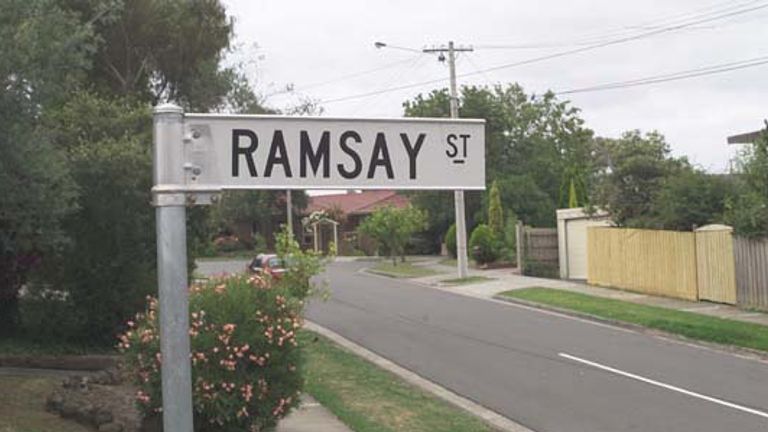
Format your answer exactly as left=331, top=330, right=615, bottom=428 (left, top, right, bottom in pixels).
left=408, top=258, right=768, bottom=327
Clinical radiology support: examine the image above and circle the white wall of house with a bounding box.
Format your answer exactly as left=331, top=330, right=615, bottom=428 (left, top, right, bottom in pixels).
left=557, top=208, right=612, bottom=280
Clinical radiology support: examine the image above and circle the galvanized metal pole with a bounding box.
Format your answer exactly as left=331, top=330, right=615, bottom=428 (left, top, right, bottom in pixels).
left=448, top=41, right=469, bottom=278
left=152, top=103, right=194, bottom=432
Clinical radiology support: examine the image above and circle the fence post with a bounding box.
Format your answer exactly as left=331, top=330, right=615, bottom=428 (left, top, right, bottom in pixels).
left=516, top=221, right=524, bottom=271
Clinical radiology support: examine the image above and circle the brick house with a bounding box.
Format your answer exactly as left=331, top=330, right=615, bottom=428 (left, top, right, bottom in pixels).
left=303, top=190, right=410, bottom=254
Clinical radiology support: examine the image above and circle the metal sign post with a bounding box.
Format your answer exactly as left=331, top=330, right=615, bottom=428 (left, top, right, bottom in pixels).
left=151, top=104, right=486, bottom=431
left=152, top=104, right=194, bottom=432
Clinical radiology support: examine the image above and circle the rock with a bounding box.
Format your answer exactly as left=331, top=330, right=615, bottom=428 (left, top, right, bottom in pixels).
left=60, top=400, right=79, bottom=418
left=75, top=402, right=95, bottom=422
left=98, top=421, right=124, bottom=432
left=94, top=409, right=114, bottom=425
left=46, top=392, right=64, bottom=412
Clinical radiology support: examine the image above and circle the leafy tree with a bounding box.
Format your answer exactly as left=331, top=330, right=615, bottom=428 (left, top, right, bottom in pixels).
left=56, top=0, right=234, bottom=109
left=403, top=84, right=595, bottom=249
left=358, top=206, right=427, bottom=265
left=593, top=130, right=689, bottom=228
left=487, top=181, right=504, bottom=236
left=725, top=127, right=768, bottom=237
left=654, top=170, right=734, bottom=231
left=0, top=0, right=93, bottom=333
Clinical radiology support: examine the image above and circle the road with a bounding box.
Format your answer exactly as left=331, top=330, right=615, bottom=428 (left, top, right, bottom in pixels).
left=304, top=261, right=768, bottom=432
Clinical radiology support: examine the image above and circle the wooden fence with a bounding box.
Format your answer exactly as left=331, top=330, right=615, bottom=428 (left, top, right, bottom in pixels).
left=516, top=223, right=558, bottom=276
left=587, top=228, right=698, bottom=300
left=734, top=236, right=768, bottom=310
left=695, top=227, right=737, bottom=304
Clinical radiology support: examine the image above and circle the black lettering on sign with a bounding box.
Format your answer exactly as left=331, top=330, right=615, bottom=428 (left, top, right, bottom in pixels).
left=264, top=130, right=293, bottom=178
left=400, top=133, right=425, bottom=179
left=300, top=130, right=330, bottom=178
left=368, top=133, right=394, bottom=179
left=232, top=129, right=258, bottom=177
left=337, top=131, right=362, bottom=179
left=459, top=134, right=470, bottom=158
left=446, top=133, right=458, bottom=158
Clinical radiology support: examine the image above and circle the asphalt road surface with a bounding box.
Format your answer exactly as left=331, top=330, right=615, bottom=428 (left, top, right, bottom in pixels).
left=303, top=261, right=768, bottom=432
left=196, top=259, right=768, bottom=431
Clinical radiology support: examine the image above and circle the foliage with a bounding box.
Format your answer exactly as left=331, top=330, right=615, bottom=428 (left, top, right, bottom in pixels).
left=358, top=206, right=427, bottom=265
left=469, top=224, right=500, bottom=265
left=404, top=84, right=595, bottom=239
left=502, top=214, right=518, bottom=262
left=274, top=227, right=330, bottom=300
left=522, top=261, right=559, bottom=278
left=654, top=170, right=734, bottom=231
left=57, top=0, right=234, bottom=109
left=725, top=128, right=768, bottom=237
left=487, top=181, right=504, bottom=236
left=214, top=235, right=247, bottom=253
left=593, top=130, right=690, bottom=228
left=0, top=0, right=93, bottom=333
left=120, top=275, right=304, bottom=431
left=444, top=224, right=457, bottom=259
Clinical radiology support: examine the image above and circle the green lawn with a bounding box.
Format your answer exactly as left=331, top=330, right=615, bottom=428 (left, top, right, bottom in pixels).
left=500, top=288, right=768, bottom=352
left=301, top=332, right=491, bottom=432
left=439, top=276, right=494, bottom=286
left=366, top=262, right=439, bottom=279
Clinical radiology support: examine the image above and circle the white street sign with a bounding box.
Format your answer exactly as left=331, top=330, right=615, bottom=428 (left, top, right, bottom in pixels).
left=182, top=114, right=485, bottom=190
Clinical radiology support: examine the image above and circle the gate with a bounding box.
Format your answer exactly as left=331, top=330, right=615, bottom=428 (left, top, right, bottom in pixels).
left=695, top=225, right=737, bottom=305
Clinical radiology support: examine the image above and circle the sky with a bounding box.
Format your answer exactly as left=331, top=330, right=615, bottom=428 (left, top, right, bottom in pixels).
left=222, top=0, right=768, bottom=173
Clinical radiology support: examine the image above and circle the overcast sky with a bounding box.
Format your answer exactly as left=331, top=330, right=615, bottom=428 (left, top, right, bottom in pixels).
left=222, top=0, right=768, bottom=173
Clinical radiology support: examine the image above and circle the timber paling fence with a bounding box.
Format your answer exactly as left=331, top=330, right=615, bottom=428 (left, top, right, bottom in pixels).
left=587, top=226, right=768, bottom=310
left=733, top=236, right=768, bottom=310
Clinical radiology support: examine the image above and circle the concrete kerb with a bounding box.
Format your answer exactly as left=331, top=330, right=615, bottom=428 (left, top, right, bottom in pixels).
left=304, top=320, right=535, bottom=432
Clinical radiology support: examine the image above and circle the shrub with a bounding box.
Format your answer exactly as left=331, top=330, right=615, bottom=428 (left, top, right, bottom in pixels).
left=469, top=224, right=500, bottom=265
left=120, top=275, right=304, bottom=431
left=214, top=235, right=245, bottom=253
left=444, top=224, right=457, bottom=258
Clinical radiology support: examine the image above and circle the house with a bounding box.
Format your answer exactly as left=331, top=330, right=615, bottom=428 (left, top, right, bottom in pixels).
left=303, top=190, right=410, bottom=254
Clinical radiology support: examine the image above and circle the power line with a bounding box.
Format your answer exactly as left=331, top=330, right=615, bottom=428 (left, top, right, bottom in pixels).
left=474, top=0, right=761, bottom=51
left=556, top=54, right=768, bottom=95
left=320, top=1, right=768, bottom=105
left=264, top=54, right=422, bottom=98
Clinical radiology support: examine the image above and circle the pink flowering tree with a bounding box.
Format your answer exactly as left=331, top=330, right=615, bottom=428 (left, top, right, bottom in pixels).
left=119, top=274, right=304, bottom=431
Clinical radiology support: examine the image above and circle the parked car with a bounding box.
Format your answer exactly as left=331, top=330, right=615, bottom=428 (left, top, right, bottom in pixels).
left=247, top=254, right=287, bottom=280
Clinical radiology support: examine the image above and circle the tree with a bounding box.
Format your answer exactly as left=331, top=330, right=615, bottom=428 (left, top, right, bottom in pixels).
left=0, top=0, right=92, bottom=333
left=654, top=170, right=734, bottom=231
left=358, top=206, right=427, bottom=265
left=56, top=0, right=234, bottom=109
left=593, top=130, right=689, bottom=228
left=403, top=84, right=595, bottom=251
left=488, top=181, right=504, bottom=236
left=725, top=127, right=768, bottom=237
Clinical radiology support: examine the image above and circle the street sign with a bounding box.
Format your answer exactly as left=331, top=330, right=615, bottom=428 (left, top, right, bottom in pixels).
left=182, top=114, right=485, bottom=190
left=151, top=105, right=486, bottom=432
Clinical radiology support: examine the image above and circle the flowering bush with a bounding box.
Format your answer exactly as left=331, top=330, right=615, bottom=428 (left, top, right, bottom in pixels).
left=119, top=274, right=304, bottom=431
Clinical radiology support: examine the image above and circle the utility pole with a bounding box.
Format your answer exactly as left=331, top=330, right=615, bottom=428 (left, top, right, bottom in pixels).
left=423, top=41, right=474, bottom=278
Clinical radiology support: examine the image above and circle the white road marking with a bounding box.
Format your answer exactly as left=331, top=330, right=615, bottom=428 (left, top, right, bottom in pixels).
left=559, top=352, right=768, bottom=420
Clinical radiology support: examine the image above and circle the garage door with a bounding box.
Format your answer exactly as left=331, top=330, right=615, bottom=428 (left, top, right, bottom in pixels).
left=566, top=219, right=610, bottom=279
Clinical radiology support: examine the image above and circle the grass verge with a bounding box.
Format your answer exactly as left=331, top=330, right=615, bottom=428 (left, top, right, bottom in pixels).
left=300, top=331, right=491, bottom=432
left=0, top=376, right=91, bottom=432
left=440, top=276, right=494, bottom=286
left=500, top=287, right=768, bottom=352
left=366, top=262, right=439, bottom=279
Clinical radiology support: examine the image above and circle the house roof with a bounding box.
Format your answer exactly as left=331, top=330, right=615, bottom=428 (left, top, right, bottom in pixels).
left=306, top=191, right=410, bottom=215
left=727, top=130, right=764, bottom=145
